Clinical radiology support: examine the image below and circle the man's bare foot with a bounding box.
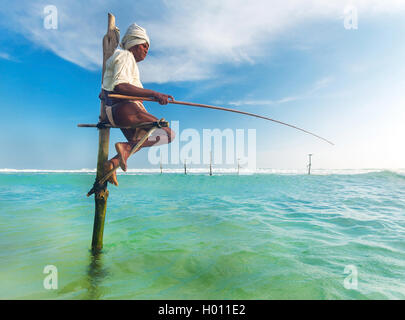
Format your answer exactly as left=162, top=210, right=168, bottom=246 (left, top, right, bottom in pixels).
left=103, top=160, right=118, bottom=186
left=115, top=142, right=131, bottom=172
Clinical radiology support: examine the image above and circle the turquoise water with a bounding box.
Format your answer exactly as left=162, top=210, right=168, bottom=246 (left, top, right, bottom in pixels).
left=1, top=171, right=405, bottom=299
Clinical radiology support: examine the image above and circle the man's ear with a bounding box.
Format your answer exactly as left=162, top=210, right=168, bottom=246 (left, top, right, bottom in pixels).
left=128, top=45, right=136, bottom=53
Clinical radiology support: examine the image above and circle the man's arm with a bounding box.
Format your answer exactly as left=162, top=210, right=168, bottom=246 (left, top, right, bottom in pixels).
left=114, top=83, right=173, bottom=105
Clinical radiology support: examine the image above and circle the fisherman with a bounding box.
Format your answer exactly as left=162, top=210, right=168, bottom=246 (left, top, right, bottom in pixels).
left=101, top=23, right=175, bottom=186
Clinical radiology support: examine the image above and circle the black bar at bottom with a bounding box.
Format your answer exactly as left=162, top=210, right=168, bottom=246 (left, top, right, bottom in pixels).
left=0, top=300, right=394, bottom=318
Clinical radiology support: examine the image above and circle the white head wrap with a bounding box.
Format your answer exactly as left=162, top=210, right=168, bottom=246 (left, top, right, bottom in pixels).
left=120, top=23, right=150, bottom=50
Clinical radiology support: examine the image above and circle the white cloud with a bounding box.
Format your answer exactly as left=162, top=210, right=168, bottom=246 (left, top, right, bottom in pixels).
left=1, top=0, right=404, bottom=83
left=311, top=76, right=334, bottom=92
left=228, top=96, right=300, bottom=107
left=0, top=52, right=16, bottom=61
left=227, top=76, right=334, bottom=106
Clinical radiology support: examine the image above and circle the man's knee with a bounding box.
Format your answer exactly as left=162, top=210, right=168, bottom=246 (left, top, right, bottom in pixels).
left=151, top=128, right=175, bottom=144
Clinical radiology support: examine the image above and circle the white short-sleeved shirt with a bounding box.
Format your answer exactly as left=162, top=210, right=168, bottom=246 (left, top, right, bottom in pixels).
left=102, top=49, right=146, bottom=111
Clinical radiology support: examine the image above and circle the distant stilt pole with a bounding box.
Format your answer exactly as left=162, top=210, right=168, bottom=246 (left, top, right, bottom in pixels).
left=308, top=154, right=313, bottom=175
left=160, top=153, right=163, bottom=174
left=184, top=159, right=187, bottom=175
left=209, top=151, right=213, bottom=176
left=91, top=13, right=120, bottom=253
left=210, top=151, right=212, bottom=176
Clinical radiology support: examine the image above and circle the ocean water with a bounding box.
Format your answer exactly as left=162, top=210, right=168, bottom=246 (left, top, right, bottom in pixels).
left=1, top=170, right=405, bottom=300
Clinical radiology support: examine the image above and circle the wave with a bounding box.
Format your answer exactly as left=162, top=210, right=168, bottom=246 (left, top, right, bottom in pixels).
left=1, top=168, right=405, bottom=176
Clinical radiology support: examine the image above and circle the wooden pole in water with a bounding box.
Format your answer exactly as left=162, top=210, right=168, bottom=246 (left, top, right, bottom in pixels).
left=209, top=151, right=213, bottom=176
left=91, top=13, right=120, bottom=253
left=184, top=159, right=187, bottom=175
left=160, top=154, right=163, bottom=175
left=308, top=154, right=313, bottom=175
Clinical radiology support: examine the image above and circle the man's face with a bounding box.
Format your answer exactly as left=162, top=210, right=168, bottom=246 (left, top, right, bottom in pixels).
left=130, top=43, right=149, bottom=62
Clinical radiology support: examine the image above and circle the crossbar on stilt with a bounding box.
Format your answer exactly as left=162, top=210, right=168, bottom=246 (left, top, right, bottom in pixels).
left=78, top=120, right=168, bottom=129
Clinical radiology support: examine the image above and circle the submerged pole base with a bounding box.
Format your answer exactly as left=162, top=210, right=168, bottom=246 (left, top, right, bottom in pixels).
left=91, top=188, right=109, bottom=253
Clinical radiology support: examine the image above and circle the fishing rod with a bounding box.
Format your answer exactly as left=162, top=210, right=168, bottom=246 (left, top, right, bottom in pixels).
left=108, top=94, right=334, bottom=146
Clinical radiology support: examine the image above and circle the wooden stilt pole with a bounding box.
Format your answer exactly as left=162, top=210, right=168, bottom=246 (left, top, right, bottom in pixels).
left=209, top=151, right=213, bottom=176
left=308, top=154, right=313, bottom=175
left=91, top=13, right=120, bottom=253
left=160, top=154, right=163, bottom=174
left=91, top=128, right=110, bottom=252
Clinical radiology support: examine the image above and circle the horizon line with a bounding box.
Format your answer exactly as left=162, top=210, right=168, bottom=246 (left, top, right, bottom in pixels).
left=1, top=168, right=404, bottom=175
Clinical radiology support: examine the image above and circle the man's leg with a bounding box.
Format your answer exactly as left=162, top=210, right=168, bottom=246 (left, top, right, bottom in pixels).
left=115, top=126, right=174, bottom=171
left=104, top=102, right=175, bottom=185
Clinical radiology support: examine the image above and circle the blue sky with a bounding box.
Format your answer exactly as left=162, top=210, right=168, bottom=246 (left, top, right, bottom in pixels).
left=1, top=0, right=405, bottom=170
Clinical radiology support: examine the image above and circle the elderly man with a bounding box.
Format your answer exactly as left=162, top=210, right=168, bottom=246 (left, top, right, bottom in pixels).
left=101, top=23, right=175, bottom=186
